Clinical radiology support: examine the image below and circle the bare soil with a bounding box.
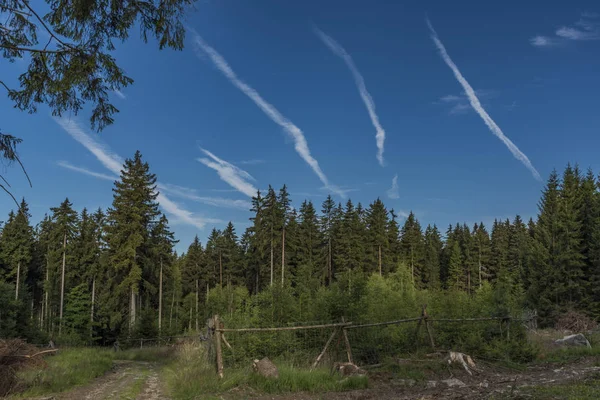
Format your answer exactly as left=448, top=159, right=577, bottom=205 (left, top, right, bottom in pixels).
left=24, top=361, right=169, bottom=400
left=243, top=357, right=600, bottom=399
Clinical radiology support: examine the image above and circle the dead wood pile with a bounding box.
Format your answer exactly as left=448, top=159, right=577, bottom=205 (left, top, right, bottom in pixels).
left=0, top=339, right=50, bottom=396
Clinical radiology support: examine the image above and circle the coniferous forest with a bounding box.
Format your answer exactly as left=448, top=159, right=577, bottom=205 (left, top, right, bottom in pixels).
left=1, top=151, right=600, bottom=344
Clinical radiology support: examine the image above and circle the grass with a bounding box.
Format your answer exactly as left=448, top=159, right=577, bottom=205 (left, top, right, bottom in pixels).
left=119, top=366, right=150, bottom=400
left=516, top=374, right=600, bottom=400
left=16, top=347, right=114, bottom=397
left=165, top=343, right=368, bottom=399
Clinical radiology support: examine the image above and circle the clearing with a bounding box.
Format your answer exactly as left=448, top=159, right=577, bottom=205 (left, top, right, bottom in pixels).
left=22, top=353, right=600, bottom=399
left=24, top=360, right=168, bottom=400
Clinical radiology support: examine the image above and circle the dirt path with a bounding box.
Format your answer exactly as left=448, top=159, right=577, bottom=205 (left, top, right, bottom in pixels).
left=28, top=361, right=169, bottom=400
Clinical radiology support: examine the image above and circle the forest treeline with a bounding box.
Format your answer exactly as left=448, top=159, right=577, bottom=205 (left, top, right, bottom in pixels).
left=1, top=151, right=599, bottom=344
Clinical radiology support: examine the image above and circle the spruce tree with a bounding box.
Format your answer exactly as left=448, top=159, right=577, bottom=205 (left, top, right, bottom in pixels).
left=529, top=170, right=562, bottom=325
left=320, top=195, right=336, bottom=284
left=399, top=212, right=424, bottom=286
left=0, top=200, right=34, bottom=301
left=472, top=223, right=491, bottom=288
left=105, top=151, right=160, bottom=335
left=365, top=199, right=389, bottom=275
left=558, top=165, right=585, bottom=307
left=422, top=224, right=442, bottom=289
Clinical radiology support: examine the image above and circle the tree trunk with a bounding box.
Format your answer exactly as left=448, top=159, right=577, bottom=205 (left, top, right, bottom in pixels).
left=478, top=247, right=482, bottom=288
left=90, top=277, right=95, bottom=338
left=270, top=239, right=274, bottom=286
left=59, top=232, right=66, bottom=335
left=328, top=238, right=332, bottom=285
left=378, top=245, right=382, bottom=276
left=15, top=261, right=21, bottom=300
left=44, top=246, right=49, bottom=331
left=281, top=227, right=285, bottom=285
left=219, top=251, right=223, bottom=287
left=159, top=260, right=163, bottom=333
left=169, top=291, right=175, bottom=329
left=130, top=286, right=136, bottom=335
left=195, top=280, right=199, bottom=332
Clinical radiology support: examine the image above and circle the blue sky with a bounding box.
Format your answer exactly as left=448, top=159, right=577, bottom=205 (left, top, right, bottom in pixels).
left=2, top=0, right=600, bottom=251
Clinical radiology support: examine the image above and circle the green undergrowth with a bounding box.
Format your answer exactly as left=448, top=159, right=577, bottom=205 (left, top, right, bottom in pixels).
left=165, top=343, right=367, bottom=399
left=115, top=346, right=176, bottom=363
left=16, top=347, right=114, bottom=397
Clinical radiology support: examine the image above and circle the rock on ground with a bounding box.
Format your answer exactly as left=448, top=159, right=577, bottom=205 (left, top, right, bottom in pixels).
left=554, top=333, right=591, bottom=348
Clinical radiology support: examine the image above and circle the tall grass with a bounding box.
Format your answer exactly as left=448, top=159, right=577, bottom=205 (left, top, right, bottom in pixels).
left=165, top=343, right=368, bottom=399
left=17, top=348, right=114, bottom=396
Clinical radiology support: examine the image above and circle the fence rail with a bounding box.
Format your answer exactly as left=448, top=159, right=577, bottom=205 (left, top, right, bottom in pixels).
left=211, top=305, right=537, bottom=378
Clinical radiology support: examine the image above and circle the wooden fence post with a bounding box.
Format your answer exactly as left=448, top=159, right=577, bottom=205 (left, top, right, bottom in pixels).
left=341, top=317, right=353, bottom=364
left=312, top=328, right=338, bottom=369
left=423, top=305, right=435, bottom=350
left=214, top=315, right=224, bottom=378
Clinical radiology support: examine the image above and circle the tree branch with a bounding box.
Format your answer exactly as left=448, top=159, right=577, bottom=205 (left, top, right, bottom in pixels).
left=0, top=80, right=12, bottom=92
left=20, top=0, right=75, bottom=50
left=0, top=181, right=19, bottom=207
left=0, top=43, right=70, bottom=54
left=0, top=6, right=32, bottom=16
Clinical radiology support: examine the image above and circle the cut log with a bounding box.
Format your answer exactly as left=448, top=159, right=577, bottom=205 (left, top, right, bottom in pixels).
left=332, top=362, right=366, bottom=376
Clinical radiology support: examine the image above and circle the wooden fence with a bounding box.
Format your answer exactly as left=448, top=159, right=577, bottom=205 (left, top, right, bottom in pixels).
left=212, top=305, right=536, bottom=378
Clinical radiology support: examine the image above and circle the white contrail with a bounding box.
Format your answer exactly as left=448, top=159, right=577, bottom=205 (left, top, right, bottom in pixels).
left=190, top=29, right=345, bottom=197
left=197, top=148, right=258, bottom=197
left=387, top=174, right=399, bottom=199
left=158, top=183, right=252, bottom=210
left=113, top=89, right=126, bottom=99
left=55, top=118, right=221, bottom=228
left=315, top=28, right=386, bottom=167
left=57, top=161, right=117, bottom=181
left=427, top=20, right=541, bottom=181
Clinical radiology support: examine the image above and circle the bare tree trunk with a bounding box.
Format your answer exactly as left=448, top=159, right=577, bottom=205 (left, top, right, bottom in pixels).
left=206, top=282, right=209, bottom=304
left=219, top=251, right=223, bottom=287
left=40, top=298, right=44, bottom=329
left=188, top=306, right=192, bottom=331
left=59, top=233, right=66, bottom=335
left=270, top=239, right=274, bottom=286
left=159, top=260, right=163, bottom=333
left=130, top=286, right=136, bottom=335
left=44, top=247, right=49, bottom=331
left=378, top=245, right=382, bottom=276
left=195, top=280, right=199, bottom=332
left=478, top=247, right=482, bottom=289
left=90, top=277, right=95, bottom=338
left=328, top=238, right=332, bottom=285
left=169, top=291, right=175, bottom=329
left=15, top=261, right=20, bottom=300
left=281, top=228, right=285, bottom=285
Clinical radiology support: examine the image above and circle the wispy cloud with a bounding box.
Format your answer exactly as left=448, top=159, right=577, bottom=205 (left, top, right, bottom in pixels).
left=190, top=29, right=345, bottom=197
left=531, top=13, right=600, bottom=47
left=437, top=89, right=496, bottom=115
left=55, top=118, right=221, bottom=229
left=114, top=89, right=126, bottom=99
left=387, top=174, right=400, bottom=199
left=314, top=28, right=387, bottom=167
left=56, top=118, right=124, bottom=174
left=197, top=148, right=258, bottom=197
left=57, top=161, right=117, bottom=181
left=427, top=19, right=541, bottom=181
left=237, top=159, right=266, bottom=165
left=159, top=183, right=252, bottom=210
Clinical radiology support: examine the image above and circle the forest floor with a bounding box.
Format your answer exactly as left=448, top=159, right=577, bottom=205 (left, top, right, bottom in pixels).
left=21, top=354, right=600, bottom=400
left=23, top=360, right=169, bottom=400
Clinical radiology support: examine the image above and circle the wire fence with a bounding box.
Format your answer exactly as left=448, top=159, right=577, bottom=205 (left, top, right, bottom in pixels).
left=214, top=306, right=536, bottom=376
